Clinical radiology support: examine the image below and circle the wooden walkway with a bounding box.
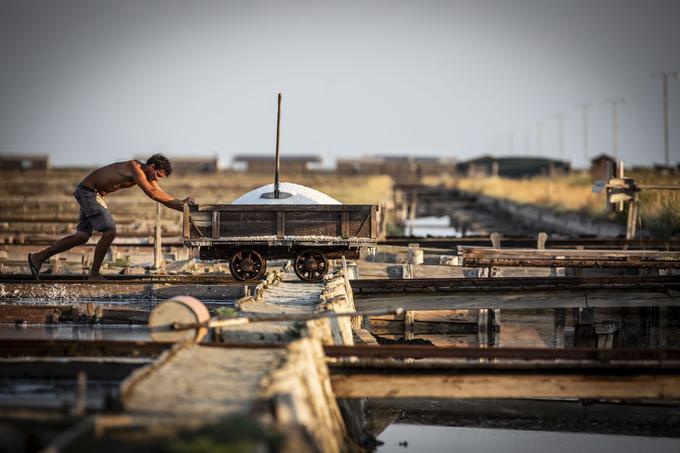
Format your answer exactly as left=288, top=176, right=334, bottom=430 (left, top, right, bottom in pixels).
left=122, top=343, right=287, bottom=420
left=111, top=268, right=357, bottom=451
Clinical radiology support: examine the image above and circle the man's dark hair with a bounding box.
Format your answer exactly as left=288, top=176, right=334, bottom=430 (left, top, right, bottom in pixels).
left=146, top=153, right=173, bottom=176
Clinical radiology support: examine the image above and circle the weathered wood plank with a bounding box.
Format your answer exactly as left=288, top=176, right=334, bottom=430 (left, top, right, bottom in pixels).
left=355, top=289, right=679, bottom=310
left=331, top=373, right=680, bottom=399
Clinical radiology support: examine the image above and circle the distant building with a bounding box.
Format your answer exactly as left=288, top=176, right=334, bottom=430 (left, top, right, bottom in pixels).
left=0, top=154, right=50, bottom=171
left=134, top=155, right=219, bottom=174
left=232, top=154, right=321, bottom=174
left=459, top=156, right=570, bottom=178
left=590, top=154, right=617, bottom=181
left=336, top=155, right=457, bottom=179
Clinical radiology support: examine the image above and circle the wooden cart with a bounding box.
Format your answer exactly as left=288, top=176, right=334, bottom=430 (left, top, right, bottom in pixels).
left=183, top=204, right=379, bottom=282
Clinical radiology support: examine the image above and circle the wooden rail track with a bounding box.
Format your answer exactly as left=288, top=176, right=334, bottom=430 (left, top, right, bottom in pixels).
left=0, top=274, right=245, bottom=285
left=381, top=236, right=680, bottom=250
left=458, top=246, right=680, bottom=268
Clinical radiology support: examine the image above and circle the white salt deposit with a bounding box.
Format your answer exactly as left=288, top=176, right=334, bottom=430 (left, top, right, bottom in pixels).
left=232, top=182, right=342, bottom=205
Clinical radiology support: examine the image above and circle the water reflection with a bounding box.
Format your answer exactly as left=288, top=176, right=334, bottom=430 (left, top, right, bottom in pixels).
left=0, top=324, right=150, bottom=341
left=369, top=306, right=680, bottom=349
left=404, top=216, right=460, bottom=237
left=377, top=425, right=680, bottom=453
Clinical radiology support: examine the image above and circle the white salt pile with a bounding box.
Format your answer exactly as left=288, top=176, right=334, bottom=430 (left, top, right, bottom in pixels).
left=231, top=182, right=342, bottom=205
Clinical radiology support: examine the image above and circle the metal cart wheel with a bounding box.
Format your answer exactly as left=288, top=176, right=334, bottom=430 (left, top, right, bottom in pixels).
left=229, top=249, right=267, bottom=281
left=294, top=249, right=329, bottom=282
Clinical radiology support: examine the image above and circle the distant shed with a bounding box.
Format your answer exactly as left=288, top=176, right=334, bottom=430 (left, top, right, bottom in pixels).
left=590, top=154, right=617, bottom=181
left=232, top=154, right=321, bottom=174
left=0, top=154, right=50, bottom=171
left=336, top=156, right=457, bottom=179
left=459, top=156, right=570, bottom=178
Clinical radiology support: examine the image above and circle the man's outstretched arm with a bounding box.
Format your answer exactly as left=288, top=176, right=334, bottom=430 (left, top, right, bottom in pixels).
left=131, top=163, right=193, bottom=211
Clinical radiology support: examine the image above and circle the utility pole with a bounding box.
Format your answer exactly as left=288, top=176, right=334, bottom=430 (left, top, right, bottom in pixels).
left=507, top=131, right=515, bottom=155
left=652, top=71, right=679, bottom=167
left=553, top=113, right=566, bottom=160
left=523, top=127, right=530, bottom=155
left=536, top=121, right=544, bottom=156
left=605, top=98, right=626, bottom=161
left=576, top=103, right=592, bottom=167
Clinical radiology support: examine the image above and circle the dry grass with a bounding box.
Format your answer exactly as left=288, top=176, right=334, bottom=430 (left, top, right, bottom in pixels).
left=0, top=169, right=394, bottom=206
left=428, top=171, right=680, bottom=238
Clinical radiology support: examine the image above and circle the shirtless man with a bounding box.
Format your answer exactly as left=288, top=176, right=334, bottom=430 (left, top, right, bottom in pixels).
left=28, top=154, right=194, bottom=280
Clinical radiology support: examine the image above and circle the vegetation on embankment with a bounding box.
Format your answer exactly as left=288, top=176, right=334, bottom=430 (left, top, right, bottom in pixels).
left=430, top=171, right=680, bottom=238
left=0, top=169, right=394, bottom=205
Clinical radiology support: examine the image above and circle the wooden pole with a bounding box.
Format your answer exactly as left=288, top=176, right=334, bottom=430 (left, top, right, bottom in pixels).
left=275, top=93, right=282, bottom=198
left=153, top=202, right=163, bottom=270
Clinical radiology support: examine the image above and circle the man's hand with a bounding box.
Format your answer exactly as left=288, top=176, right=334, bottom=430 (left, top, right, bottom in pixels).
left=182, top=196, right=196, bottom=205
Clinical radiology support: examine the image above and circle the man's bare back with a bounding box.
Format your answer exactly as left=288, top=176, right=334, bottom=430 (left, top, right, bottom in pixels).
left=81, top=161, right=140, bottom=196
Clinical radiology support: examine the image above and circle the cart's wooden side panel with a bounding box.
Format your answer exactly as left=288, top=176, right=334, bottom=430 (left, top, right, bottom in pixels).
left=285, top=211, right=340, bottom=237
left=219, top=211, right=277, bottom=237
left=188, top=209, right=213, bottom=240
left=186, top=204, right=377, bottom=242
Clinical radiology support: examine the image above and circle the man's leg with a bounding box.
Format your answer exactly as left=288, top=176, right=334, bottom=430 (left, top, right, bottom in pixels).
left=30, top=230, right=91, bottom=274
left=89, top=229, right=116, bottom=280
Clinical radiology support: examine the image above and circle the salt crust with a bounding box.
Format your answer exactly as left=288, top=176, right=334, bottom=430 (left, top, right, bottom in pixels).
left=231, top=182, right=341, bottom=205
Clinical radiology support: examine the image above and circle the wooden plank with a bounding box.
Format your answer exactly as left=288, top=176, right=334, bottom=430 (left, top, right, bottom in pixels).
left=459, top=246, right=680, bottom=259
left=330, top=373, right=680, bottom=399
left=189, top=204, right=378, bottom=241
left=355, top=289, right=679, bottom=310
left=341, top=211, right=350, bottom=239
left=463, top=257, right=680, bottom=268
left=197, top=204, right=374, bottom=212
left=369, top=309, right=478, bottom=323
left=211, top=211, right=219, bottom=239
left=182, top=203, right=190, bottom=240
left=371, top=206, right=378, bottom=239
left=277, top=211, right=285, bottom=239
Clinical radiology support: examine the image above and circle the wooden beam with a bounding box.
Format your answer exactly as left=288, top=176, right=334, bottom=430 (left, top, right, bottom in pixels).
left=330, top=373, right=680, bottom=399
left=355, top=288, right=679, bottom=310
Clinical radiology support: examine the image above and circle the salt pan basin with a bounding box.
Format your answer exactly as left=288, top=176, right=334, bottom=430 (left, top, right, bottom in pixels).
left=232, top=182, right=341, bottom=205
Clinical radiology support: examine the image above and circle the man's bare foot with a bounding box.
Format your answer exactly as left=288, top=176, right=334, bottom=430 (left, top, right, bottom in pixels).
left=88, top=274, right=107, bottom=282
left=28, top=253, right=43, bottom=280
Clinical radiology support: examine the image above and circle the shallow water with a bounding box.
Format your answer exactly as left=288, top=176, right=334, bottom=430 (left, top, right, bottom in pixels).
left=0, top=324, right=151, bottom=341
left=377, top=425, right=680, bottom=453
left=372, top=306, right=680, bottom=349
left=404, top=216, right=460, bottom=237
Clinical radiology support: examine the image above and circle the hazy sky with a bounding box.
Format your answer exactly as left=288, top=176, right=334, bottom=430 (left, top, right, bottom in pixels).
left=1, top=0, right=679, bottom=168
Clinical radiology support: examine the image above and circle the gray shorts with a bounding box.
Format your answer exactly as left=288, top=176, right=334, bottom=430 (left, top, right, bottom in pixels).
left=74, top=182, right=116, bottom=233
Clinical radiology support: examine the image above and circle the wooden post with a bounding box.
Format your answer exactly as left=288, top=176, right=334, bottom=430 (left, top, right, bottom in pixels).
left=277, top=211, right=285, bottom=239
left=153, top=202, right=164, bottom=271
left=404, top=310, right=415, bottom=341
left=537, top=232, right=548, bottom=250
left=51, top=256, right=61, bottom=275
left=626, top=194, right=639, bottom=240
left=408, top=194, right=417, bottom=236
left=408, top=243, right=423, bottom=265
left=182, top=203, right=190, bottom=240
left=211, top=211, right=219, bottom=239
left=490, top=232, right=501, bottom=249
left=616, top=161, right=625, bottom=212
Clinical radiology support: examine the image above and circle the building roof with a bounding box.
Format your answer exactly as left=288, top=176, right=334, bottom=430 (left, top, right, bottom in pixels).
left=0, top=153, right=49, bottom=160
left=232, top=154, right=321, bottom=163
left=591, top=153, right=616, bottom=163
